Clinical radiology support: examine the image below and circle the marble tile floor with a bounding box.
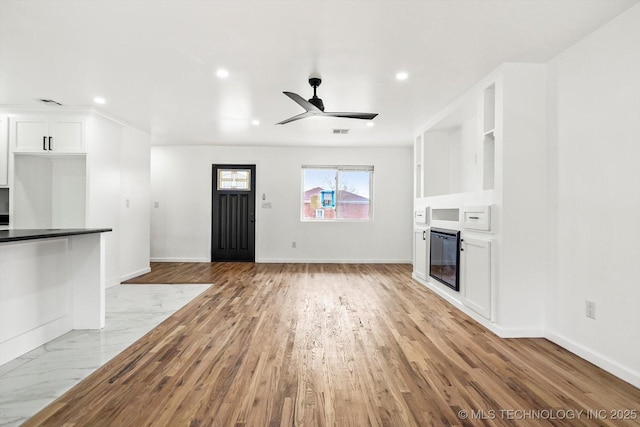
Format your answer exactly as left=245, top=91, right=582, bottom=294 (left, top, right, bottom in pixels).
left=0, top=284, right=211, bottom=427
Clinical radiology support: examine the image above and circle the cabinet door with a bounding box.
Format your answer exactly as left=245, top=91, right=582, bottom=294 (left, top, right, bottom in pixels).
left=462, top=237, right=492, bottom=319
left=11, top=115, right=85, bottom=153
left=11, top=116, right=50, bottom=152
left=50, top=117, right=85, bottom=152
left=413, top=228, right=428, bottom=280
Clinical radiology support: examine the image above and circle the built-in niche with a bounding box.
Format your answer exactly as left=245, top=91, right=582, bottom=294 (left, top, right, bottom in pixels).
left=415, top=134, right=423, bottom=198
left=483, top=84, right=496, bottom=190
left=13, top=155, right=86, bottom=228
left=431, top=208, right=459, bottom=222
left=422, top=103, right=480, bottom=197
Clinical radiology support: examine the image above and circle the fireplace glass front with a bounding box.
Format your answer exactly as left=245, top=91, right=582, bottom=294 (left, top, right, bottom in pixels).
left=429, top=228, right=461, bottom=291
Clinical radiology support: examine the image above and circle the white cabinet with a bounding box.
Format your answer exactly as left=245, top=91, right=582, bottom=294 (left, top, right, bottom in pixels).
left=462, top=236, right=492, bottom=319
left=413, top=227, right=429, bottom=280
left=10, top=115, right=85, bottom=153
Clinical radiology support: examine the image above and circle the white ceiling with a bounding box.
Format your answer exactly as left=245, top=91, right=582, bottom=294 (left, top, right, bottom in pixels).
left=0, top=0, right=637, bottom=147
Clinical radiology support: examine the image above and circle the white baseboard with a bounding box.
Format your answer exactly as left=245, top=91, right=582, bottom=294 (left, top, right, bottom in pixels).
left=0, top=315, right=72, bottom=366
left=150, top=258, right=411, bottom=264
left=257, top=258, right=412, bottom=264
left=106, top=276, right=120, bottom=289
left=545, top=330, right=640, bottom=389
left=119, top=267, right=152, bottom=283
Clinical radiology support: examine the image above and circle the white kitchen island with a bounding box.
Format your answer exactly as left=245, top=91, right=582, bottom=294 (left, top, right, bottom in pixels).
left=0, top=228, right=111, bottom=365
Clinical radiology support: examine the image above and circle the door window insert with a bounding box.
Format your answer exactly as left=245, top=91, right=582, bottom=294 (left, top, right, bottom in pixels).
left=217, top=169, right=251, bottom=191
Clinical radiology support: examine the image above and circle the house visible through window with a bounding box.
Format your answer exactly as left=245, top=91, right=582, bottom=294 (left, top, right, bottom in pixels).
left=302, top=165, right=373, bottom=221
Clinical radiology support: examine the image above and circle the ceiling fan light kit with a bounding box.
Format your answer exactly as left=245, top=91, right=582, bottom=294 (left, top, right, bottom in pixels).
left=277, top=77, right=378, bottom=125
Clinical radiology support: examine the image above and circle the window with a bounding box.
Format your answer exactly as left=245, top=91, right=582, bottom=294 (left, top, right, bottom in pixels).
left=302, top=165, right=373, bottom=221
left=217, top=169, right=251, bottom=191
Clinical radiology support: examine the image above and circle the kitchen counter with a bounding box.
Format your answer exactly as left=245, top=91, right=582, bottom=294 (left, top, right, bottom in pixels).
left=0, top=228, right=111, bottom=365
left=0, top=228, right=112, bottom=243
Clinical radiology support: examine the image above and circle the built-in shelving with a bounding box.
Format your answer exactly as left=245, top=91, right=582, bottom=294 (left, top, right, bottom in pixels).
left=483, top=133, right=495, bottom=190
left=432, top=208, right=459, bottom=222
left=413, top=63, right=548, bottom=338
left=414, top=134, right=423, bottom=198
left=482, top=84, right=496, bottom=190
left=483, top=84, right=495, bottom=134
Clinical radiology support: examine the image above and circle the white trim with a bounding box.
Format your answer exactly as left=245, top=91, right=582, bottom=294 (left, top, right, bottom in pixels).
left=0, top=315, right=72, bottom=366
left=258, top=258, right=411, bottom=264
left=151, top=257, right=210, bottom=263
left=106, top=277, right=120, bottom=289
left=545, top=331, right=640, bottom=389
left=119, top=267, right=152, bottom=283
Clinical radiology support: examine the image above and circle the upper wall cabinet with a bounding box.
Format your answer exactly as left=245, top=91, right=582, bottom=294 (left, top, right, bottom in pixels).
left=10, top=114, right=86, bottom=154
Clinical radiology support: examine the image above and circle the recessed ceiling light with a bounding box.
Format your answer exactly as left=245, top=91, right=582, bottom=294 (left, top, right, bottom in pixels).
left=94, top=97, right=106, bottom=105
left=216, top=69, right=229, bottom=79
left=251, top=119, right=260, bottom=126
left=395, top=71, right=409, bottom=81
left=366, top=122, right=375, bottom=127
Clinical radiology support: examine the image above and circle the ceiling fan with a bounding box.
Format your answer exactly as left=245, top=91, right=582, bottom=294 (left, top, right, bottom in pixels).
left=277, top=77, right=378, bottom=125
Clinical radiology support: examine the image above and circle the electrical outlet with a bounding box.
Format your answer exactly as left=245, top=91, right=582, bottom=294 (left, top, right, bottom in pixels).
left=292, top=241, right=297, bottom=248
left=586, top=300, right=596, bottom=319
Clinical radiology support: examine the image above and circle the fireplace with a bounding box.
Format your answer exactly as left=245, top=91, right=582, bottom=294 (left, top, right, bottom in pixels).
left=429, top=228, right=461, bottom=291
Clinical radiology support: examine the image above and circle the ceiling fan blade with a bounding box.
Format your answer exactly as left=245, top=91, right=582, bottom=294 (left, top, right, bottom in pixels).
left=283, top=91, right=322, bottom=113
left=322, top=112, right=378, bottom=120
left=276, top=111, right=315, bottom=125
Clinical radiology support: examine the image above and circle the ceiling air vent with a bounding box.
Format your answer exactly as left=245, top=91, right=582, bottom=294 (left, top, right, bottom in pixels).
left=332, top=129, right=349, bottom=134
left=38, top=99, right=63, bottom=106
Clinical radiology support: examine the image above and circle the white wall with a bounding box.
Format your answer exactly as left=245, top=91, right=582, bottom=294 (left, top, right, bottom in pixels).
left=150, top=145, right=413, bottom=263
left=119, top=126, right=151, bottom=281
left=498, top=64, right=547, bottom=333
left=86, top=116, right=122, bottom=287
left=546, top=4, right=640, bottom=387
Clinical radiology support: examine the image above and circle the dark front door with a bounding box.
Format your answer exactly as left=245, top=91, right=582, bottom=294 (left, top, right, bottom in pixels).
left=211, top=164, right=256, bottom=261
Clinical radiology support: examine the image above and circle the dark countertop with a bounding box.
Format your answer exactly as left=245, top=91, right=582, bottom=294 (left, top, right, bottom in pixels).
left=0, top=228, right=112, bottom=243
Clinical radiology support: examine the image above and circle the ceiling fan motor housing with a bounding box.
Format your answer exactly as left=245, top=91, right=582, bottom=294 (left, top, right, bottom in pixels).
left=309, top=96, right=325, bottom=111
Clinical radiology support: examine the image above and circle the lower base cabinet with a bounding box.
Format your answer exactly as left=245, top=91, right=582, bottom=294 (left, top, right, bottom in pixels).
left=413, top=227, right=429, bottom=280
left=462, top=236, right=492, bottom=319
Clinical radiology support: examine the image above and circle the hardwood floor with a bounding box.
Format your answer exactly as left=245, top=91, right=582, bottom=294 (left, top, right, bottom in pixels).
left=28, top=263, right=639, bottom=426
left=123, top=262, right=231, bottom=284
